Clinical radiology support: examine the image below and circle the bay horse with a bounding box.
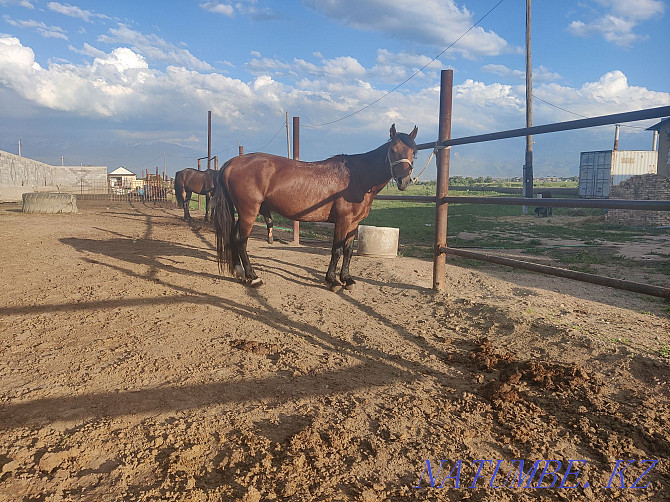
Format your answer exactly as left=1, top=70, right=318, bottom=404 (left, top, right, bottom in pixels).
left=213, top=124, right=418, bottom=289
left=174, top=168, right=217, bottom=221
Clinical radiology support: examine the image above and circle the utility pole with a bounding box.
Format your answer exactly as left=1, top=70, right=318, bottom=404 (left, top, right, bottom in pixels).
left=207, top=111, right=212, bottom=170
left=292, top=116, right=300, bottom=244
left=523, top=0, right=533, bottom=213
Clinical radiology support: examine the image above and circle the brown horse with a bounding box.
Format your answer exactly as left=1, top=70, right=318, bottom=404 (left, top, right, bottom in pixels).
left=174, top=168, right=217, bottom=221
left=213, top=124, right=418, bottom=289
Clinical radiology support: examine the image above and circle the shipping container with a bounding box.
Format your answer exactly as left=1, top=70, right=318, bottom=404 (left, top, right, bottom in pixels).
left=610, top=150, right=658, bottom=186
left=578, top=151, right=611, bottom=198
left=578, top=150, right=658, bottom=198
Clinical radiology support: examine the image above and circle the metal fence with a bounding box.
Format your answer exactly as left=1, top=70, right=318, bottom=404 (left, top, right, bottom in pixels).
left=57, top=178, right=175, bottom=203
left=384, top=69, right=670, bottom=298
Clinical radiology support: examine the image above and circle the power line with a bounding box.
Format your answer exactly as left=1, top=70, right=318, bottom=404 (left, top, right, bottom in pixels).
left=305, top=0, right=507, bottom=128
left=532, top=93, right=647, bottom=130
left=245, top=121, right=286, bottom=152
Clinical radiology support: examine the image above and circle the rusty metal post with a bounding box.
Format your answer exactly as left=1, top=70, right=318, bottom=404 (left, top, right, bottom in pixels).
left=433, top=69, right=453, bottom=291
left=292, top=116, right=300, bottom=244
left=239, top=144, right=244, bottom=156
left=197, top=158, right=201, bottom=171
left=214, top=155, right=218, bottom=170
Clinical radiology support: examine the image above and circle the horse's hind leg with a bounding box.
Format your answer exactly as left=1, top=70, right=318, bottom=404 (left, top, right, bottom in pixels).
left=235, top=213, right=262, bottom=287
left=204, top=193, right=211, bottom=222
left=260, top=204, right=273, bottom=244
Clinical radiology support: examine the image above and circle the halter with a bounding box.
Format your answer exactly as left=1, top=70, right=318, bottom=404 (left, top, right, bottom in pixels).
left=387, top=147, right=414, bottom=182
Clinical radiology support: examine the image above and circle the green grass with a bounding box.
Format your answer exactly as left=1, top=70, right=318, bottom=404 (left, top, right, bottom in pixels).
left=206, top=180, right=668, bottom=284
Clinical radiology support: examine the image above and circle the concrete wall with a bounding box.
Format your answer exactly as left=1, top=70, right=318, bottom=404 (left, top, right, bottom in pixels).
left=53, top=166, right=108, bottom=193
left=0, top=149, right=107, bottom=201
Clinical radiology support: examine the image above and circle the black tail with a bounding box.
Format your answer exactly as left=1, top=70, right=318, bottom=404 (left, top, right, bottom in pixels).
left=213, top=163, right=236, bottom=275
left=174, top=176, right=185, bottom=208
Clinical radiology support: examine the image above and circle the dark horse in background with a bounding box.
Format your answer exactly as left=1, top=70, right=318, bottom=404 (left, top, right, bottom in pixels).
left=174, top=168, right=217, bottom=222
left=213, top=124, right=418, bottom=290
left=174, top=167, right=275, bottom=241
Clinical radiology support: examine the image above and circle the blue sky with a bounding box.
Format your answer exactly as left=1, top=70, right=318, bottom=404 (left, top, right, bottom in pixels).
left=0, top=0, right=668, bottom=179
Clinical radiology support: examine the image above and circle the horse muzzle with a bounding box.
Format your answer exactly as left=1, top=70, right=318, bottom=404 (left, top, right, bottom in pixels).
left=397, top=175, right=413, bottom=191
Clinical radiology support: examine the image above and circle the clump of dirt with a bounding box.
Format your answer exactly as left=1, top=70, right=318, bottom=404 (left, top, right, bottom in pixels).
left=230, top=339, right=281, bottom=357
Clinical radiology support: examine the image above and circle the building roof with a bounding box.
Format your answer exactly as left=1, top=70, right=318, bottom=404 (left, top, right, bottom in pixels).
left=646, top=117, right=670, bottom=131
left=109, top=166, right=136, bottom=176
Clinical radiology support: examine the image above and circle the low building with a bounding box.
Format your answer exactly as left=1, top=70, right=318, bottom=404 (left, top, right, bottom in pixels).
left=108, top=167, right=137, bottom=188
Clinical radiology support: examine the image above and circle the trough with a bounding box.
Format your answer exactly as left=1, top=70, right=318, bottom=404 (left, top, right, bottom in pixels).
left=357, top=225, right=399, bottom=258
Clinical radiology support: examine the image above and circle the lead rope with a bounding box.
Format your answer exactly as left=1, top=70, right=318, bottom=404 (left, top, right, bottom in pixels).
left=411, top=142, right=451, bottom=184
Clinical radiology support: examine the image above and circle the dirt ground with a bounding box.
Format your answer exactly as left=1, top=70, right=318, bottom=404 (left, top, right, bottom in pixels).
left=0, top=200, right=668, bottom=501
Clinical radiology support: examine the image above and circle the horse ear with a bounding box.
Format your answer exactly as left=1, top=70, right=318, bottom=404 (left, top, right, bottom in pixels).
left=389, top=124, right=397, bottom=139
left=410, top=126, right=418, bottom=139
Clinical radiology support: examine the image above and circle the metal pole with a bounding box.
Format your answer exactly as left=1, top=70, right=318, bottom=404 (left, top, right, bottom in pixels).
left=433, top=69, right=453, bottom=291
left=239, top=144, right=244, bottom=156
left=442, top=247, right=670, bottom=299
left=614, top=124, right=620, bottom=150
left=286, top=112, right=291, bottom=159
left=523, top=0, right=533, bottom=211
left=652, top=130, right=658, bottom=151
left=292, top=116, right=300, bottom=244
left=415, top=106, right=670, bottom=151
left=207, top=111, right=212, bottom=170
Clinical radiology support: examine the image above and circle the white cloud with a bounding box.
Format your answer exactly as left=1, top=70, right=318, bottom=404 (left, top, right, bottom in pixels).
left=304, top=0, right=515, bottom=59
left=567, top=0, right=665, bottom=47
left=47, top=2, right=109, bottom=22
left=245, top=49, right=445, bottom=87
left=481, top=64, right=562, bottom=83
left=200, top=1, right=279, bottom=20
left=596, top=0, right=665, bottom=20
left=0, top=0, right=34, bottom=8
left=4, top=16, right=68, bottom=40
left=1, top=31, right=668, bottom=170
left=98, top=24, right=213, bottom=72
left=199, top=2, right=234, bottom=17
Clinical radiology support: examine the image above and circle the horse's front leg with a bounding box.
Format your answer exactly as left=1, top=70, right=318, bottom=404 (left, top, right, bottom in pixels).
left=339, top=229, right=357, bottom=290
left=325, top=244, right=343, bottom=291
left=326, top=222, right=350, bottom=291
left=204, top=193, right=210, bottom=222
left=184, top=191, right=192, bottom=220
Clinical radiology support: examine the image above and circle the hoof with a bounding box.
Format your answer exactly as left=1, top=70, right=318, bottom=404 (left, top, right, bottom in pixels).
left=344, top=280, right=356, bottom=291
left=267, top=237, right=273, bottom=244
left=327, top=281, right=343, bottom=292
left=247, top=277, right=263, bottom=287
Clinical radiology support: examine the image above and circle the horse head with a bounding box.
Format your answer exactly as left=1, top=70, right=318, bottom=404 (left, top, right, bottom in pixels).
left=388, top=124, right=418, bottom=191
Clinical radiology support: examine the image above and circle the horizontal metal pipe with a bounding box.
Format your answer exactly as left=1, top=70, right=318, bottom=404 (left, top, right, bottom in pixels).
left=416, top=105, right=670, bottom=151
left=375, top=194, right=670, bottom=211
left=442, top=247, right=670, bottom=299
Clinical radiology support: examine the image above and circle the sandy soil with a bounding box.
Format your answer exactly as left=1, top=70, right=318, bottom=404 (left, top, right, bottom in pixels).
left=0, top=200, right=668, bottom=501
